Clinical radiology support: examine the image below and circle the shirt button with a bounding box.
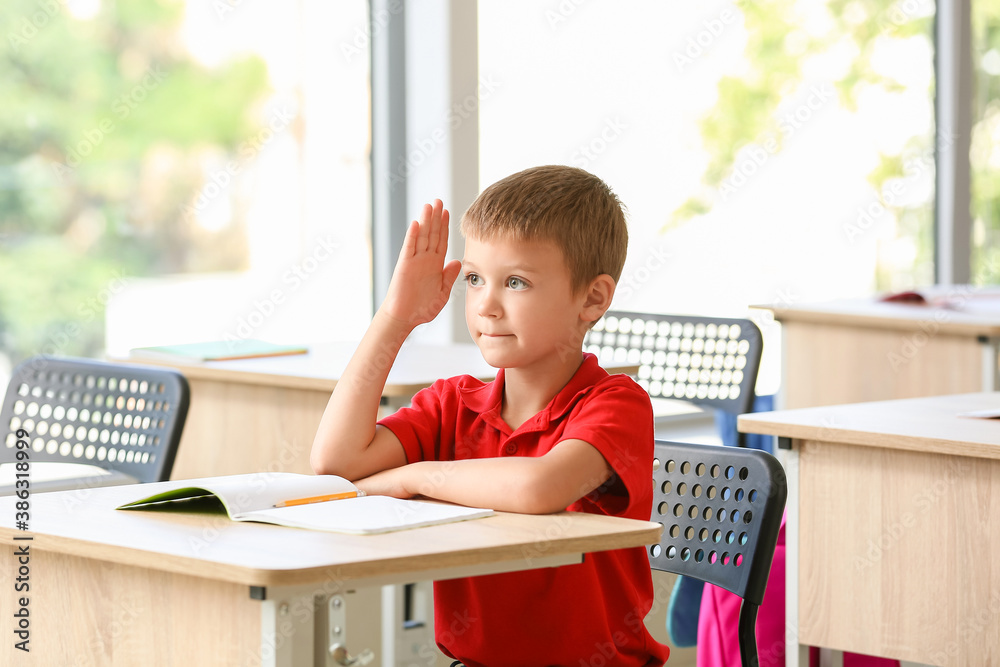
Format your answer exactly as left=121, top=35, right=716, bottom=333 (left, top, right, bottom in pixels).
left=503, top=443, right=517, bottom=455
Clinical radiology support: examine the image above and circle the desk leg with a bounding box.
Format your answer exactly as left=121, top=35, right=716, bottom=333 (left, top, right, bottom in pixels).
left=259, top=587, right=318, bottom=667
left=382, top=582, right=439, bottom=664
left=817, top=648, right=844, bottom=667
left=258, top=584, right=384, bottom=667
left=780, top=442, right=809, bottom=667
left=981, top=337, right=1000, bottom=391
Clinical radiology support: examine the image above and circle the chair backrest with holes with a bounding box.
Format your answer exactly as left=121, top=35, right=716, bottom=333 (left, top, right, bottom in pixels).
left=648, top=440, right=786, bottom=667
left=584, top=311, right=763, bottom=418
left=649, top=440, right=786, bottom=604
left=0, top=356, right=190, bottom=483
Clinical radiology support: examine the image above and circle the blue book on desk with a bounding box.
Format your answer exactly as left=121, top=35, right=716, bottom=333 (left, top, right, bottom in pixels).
left=129, top=339, right=308, bottom=363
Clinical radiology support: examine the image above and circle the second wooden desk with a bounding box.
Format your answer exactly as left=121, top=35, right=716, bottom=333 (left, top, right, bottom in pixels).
left=739, top=392, right=1000, bottom=666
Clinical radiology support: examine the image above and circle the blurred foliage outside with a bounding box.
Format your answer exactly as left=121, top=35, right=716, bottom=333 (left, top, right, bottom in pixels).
left=0, top=0, right=269, bottom=367
left=3, top=0, right=997, bottom=375
left=973, top=0, right=1000, bottom=283
left=671, top=0, right=949, bottom=290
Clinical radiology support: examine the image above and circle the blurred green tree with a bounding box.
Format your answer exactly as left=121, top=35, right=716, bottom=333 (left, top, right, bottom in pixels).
left=972, top=1, right=1000, bottom=283
left=0, top=0, right=269, bottom=363
left=670, top=0, right=936, bottom=290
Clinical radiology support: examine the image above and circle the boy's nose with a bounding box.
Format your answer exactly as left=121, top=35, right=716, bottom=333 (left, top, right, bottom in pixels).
left=476, top=286, right=502, bottom=317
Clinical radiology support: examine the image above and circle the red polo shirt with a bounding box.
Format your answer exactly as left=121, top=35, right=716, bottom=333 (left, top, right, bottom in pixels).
left=379, top=353, right=670, bottom=667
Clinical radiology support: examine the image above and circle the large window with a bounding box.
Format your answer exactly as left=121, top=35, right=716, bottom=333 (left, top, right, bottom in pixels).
left=6, top=1, right=989, bottom=389
left=973, top=1, right=1000, bottom=283
left=0, top=0, right=372, bottom=374
left=478, top=0, right=936, bottom=393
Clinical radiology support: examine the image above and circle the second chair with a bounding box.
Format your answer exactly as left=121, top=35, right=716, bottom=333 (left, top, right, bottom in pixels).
left=0, top=355, right=189, bottom=494
left=584, top=311, right=763, bottom=447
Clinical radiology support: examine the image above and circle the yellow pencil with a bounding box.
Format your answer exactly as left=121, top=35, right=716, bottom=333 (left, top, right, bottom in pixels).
left=274, top=490, right=364, bottom=508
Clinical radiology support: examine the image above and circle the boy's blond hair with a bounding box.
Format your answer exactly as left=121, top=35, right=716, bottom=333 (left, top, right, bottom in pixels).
left=460, top=165, right=628, bottom=293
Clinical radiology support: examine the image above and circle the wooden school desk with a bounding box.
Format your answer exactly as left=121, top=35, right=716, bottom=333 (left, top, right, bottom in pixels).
left=760, top=292, right=1000, bottom=409
left=120, top=342, right=640, bottom=480
left=739, top=392, right=1000, bottom=666
left=0, top=481, right=661, bottom=667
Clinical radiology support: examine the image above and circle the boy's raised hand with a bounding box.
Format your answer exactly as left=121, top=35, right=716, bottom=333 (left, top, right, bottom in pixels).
left=381, top=199, right=463, bottom=328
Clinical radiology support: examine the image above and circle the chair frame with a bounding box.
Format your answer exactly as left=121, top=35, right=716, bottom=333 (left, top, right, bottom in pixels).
left=1, top=355, right=189, bottom=485
left=648, top=439, right=787, bottom=667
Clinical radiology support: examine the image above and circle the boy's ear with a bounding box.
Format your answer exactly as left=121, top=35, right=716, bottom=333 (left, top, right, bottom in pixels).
left=580, top=274, right=616, bottom=322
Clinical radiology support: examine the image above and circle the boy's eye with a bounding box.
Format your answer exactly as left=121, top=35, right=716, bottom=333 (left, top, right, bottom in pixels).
left=465, top=273, right=483, bottom=287
left=507, top=277, right=528, bottom=290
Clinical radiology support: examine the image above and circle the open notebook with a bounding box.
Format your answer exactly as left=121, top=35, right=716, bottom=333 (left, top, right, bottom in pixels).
left=116, top=472, right=493, bottom=535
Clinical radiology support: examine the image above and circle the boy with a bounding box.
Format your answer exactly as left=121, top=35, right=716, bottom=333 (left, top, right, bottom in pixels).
left=311, top=165, right=669, bottom=667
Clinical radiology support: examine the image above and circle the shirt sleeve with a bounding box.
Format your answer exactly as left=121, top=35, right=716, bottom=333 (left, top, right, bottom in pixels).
left=559, top=376, right=655, bottom=521
left=376, top=379, right=447, bottom=465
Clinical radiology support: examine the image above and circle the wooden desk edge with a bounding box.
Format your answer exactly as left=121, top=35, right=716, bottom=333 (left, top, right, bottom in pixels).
left=114, top=357, right=638, bottom=395
left=754, top=303, right=1000, bottom=337
left=0, top=517, right=662, bottom=588
left=112, top=356, right=501, bottom=396
left=738, top=414, right=1000, bottom=461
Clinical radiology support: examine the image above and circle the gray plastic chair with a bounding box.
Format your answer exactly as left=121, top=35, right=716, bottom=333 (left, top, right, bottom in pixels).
left=649, top=439, right=787, bottom=667
left=585, top=311, right=763, bottom=446
left=0, top=355, right=189, bottom=493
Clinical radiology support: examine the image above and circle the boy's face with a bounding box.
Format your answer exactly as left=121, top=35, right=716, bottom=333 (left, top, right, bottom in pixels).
left=462, top=235, right=590, bottom=372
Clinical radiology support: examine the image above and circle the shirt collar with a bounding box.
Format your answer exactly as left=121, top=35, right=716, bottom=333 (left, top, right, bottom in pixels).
left=459, top=353, right=608, bottom=431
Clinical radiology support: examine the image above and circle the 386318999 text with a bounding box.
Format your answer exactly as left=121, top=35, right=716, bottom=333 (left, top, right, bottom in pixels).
left=11, top=426, right=32, bottom=652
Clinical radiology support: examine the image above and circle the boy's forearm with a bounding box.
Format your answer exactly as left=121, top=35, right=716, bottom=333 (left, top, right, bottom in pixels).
left=358, top=450, right=613, bottom=515
left=310, top=309, right=412, bottom=476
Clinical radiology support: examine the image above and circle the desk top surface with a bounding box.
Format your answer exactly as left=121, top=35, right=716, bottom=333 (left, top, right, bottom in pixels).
left=757, top=288, right=1000, bottom=336
left=739, top=392, right=1000, bottom=460
left=120, top=342, right=639, bottom=395
left=0, top=481, right=661, bottom=587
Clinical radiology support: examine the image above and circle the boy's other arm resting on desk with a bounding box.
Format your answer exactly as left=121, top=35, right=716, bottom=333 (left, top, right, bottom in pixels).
left=310, top=200, right=462, bottom=480
left=354, top=438, right=614, bottom=515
